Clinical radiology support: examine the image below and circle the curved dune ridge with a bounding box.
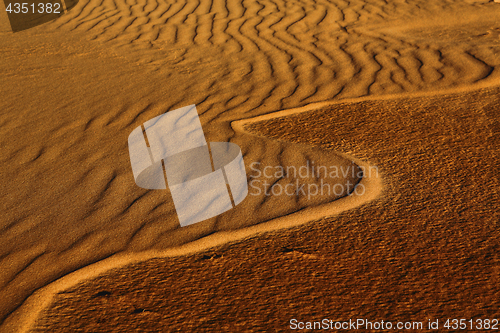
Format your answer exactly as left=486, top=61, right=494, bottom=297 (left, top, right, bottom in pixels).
left=1, top=105, right=382, bottom=333
left=12, top=84, right=500, bottom=332
left=0, top=0, right=499, bottom=331
left=30, top=84, right=499, bottom=333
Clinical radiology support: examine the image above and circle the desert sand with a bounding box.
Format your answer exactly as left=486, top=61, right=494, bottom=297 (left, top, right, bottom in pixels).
left=0, top=0, right=499, bottom=331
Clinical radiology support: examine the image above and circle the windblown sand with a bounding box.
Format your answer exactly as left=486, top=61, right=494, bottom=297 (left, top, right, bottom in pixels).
left=0, top=0, right=499, bottom=331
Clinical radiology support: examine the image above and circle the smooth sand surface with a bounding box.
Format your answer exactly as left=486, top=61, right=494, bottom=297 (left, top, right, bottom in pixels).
left=0, top=0, right=499, bottom=331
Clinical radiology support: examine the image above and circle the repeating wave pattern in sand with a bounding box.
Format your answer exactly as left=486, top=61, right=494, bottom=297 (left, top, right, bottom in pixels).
left=0, top=0, right=500, bottom=331
left=48, top=0, right=500, bottom=104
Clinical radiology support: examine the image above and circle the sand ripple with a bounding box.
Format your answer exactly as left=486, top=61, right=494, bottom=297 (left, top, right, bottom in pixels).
left=0, top=0, right=499, bottom=331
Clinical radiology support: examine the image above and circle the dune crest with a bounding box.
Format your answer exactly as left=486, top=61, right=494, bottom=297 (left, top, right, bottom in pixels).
left=1, top=101, right=383, bottom=333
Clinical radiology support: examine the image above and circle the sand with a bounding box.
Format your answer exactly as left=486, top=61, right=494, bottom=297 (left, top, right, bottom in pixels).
left=0, top=0, right=499, bottom=331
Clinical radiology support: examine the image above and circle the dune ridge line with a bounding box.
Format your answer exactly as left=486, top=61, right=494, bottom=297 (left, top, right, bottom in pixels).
left=1, top=102, right=385, bottom=333
left=3, top=67, right=500, bottom=332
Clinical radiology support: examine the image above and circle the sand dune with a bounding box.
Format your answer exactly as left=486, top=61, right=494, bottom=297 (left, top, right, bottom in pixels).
left=18, top=84, right=500, bottom=332
left=0, top=0, right=499, bottom=331
left=48, top=0, right=500, bottom=99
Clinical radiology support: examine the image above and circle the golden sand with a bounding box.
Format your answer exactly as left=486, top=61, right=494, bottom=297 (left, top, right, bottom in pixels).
left=0, top=0, right=499, bottom=331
